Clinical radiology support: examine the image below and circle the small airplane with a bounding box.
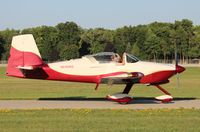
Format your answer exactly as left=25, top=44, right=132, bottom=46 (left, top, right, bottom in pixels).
left=6, top=34, right=185, bottom=104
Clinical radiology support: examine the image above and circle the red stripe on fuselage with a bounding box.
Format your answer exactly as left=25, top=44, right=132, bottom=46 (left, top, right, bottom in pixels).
left=23, top=65, right=127, bottom=83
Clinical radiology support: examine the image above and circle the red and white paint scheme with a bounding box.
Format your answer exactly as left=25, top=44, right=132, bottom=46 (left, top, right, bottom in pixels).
left=6, top=34, right=185, bottom=104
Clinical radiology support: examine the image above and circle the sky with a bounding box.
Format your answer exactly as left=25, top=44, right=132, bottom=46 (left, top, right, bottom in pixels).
left=0, top=0, right=200, bottom=30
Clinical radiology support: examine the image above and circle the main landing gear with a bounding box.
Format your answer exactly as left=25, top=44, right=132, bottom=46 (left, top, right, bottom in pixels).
left=107, top=84, right=173, bottom=104
left=107, top=83, right=133, bottom=104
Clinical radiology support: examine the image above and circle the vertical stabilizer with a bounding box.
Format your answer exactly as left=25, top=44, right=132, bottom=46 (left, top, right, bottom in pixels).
left=6, top=34, right=44, bottom=77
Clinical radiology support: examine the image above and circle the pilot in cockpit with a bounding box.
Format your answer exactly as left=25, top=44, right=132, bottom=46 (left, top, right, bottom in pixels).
left=111, top=54, right=121, bottom=63
left=111, top=53, right=126, bottom=65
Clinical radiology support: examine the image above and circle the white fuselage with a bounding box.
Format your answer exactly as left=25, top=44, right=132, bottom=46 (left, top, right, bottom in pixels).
left=48, top=56, right=175, bottom=76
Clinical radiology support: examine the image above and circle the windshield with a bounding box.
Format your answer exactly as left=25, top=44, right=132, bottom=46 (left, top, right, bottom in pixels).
left=126, top=53, right=139, bottom=63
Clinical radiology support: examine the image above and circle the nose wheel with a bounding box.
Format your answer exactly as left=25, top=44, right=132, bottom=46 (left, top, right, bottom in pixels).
left=155, top=95, right=173, bottom=103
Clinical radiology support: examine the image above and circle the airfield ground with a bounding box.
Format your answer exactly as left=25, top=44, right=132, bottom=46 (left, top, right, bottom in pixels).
left=0, top=67, right=200, bottom=131
left=0, top=99, right=200, bottom=109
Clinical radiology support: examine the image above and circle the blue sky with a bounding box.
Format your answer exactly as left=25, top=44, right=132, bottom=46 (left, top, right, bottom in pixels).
left=0, top=0, right=200, bottom=30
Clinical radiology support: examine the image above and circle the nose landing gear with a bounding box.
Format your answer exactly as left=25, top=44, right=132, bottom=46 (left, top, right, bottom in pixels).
left=154, top=85, right=173, bottom=103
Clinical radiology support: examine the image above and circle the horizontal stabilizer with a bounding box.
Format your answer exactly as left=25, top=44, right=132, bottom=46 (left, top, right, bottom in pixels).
left=17, top=65, right=42, bottom=70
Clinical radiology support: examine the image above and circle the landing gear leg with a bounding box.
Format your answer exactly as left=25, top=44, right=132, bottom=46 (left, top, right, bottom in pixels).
left=107, top=83, right=134, bottom=104
left=123, top=83, right=134, bottom=94
left=154, top=85, right=173, bottom=103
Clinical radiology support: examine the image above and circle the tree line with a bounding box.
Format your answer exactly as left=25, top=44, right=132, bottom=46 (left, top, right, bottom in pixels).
left=0, top=19, right=200, bottom=62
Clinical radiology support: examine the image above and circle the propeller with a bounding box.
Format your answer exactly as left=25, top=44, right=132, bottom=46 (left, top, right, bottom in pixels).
left=174, top=43, right=185, bottom=88
left=174, top=44, right=179, bottom=88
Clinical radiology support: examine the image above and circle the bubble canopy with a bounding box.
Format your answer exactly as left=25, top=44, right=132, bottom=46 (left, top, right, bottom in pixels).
left=84, top=52, right=139, bottom=63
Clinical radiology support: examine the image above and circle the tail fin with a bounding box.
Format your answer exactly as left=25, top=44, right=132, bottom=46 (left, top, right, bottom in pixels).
left=6, top=34, right=44, bottom=77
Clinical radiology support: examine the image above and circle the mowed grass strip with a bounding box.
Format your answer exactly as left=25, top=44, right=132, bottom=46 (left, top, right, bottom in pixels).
left=0, top=109, right=200, bottom=132
left=0, top=67, right=200, bottom=99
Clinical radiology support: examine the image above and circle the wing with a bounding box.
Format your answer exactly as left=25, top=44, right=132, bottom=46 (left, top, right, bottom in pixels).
left=101, top=72, right=144, bottom=84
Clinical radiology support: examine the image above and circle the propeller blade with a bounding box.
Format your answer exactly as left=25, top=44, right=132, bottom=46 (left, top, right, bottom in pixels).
left=175, top=43, right=178, bottom=66
left=174, top=43, right=185, bottom=88
left=176, top=73, right=180, bottom=88
left=175, top=42, right=178, bottom=88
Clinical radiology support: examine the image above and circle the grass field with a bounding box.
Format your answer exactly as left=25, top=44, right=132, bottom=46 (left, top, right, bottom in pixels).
left=0, top=108, right=200, bottom=132
left=0, top=67, right=200, bottom=99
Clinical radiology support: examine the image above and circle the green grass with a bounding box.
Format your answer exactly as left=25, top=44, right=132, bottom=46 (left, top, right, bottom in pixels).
left=0, top=67, right=200, bottom=99
left=0, top=109, right=200, bottom=132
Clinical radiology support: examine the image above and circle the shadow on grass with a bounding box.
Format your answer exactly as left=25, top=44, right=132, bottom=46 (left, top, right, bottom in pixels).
left=39, top=96, right=107, bottom=101
left=38, top=97, right=196, bottom=104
